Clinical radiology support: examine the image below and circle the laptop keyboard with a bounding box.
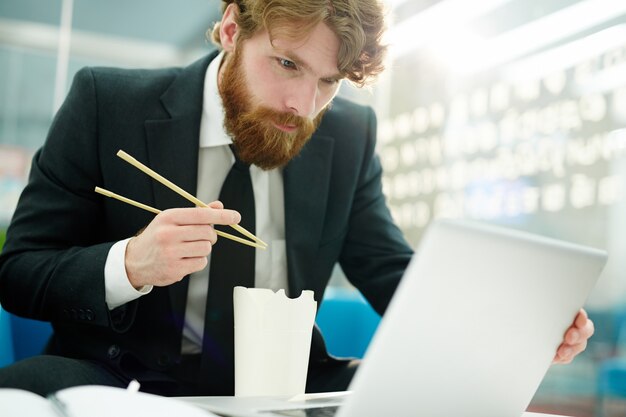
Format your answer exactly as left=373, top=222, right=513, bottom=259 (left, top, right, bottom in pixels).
left=265, top=406, right=340, bottom=417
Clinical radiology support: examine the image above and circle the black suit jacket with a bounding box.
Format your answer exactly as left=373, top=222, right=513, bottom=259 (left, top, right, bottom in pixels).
left=0, top=51, right=412, bottom=384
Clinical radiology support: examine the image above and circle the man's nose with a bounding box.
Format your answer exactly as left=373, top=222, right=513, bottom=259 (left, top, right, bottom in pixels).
left=285, top=80, right=317, bottom=117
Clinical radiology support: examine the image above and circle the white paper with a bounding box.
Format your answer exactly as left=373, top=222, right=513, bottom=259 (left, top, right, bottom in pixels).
left=234, top=286, right=317, bottom=397
left=0, top=385, right=218, bottom=417
left=0, top=389, right=53, bottom=416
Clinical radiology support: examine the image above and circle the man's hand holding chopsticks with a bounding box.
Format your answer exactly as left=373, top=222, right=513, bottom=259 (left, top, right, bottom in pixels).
left=124, top=201, right=241, bottom=289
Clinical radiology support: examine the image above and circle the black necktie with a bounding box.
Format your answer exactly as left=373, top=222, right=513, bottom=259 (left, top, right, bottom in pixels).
left=200, top=145, right=256, bottom=394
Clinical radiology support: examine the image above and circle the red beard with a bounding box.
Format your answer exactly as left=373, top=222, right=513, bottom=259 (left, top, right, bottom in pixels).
left=219, top=47, right=326, bottom=170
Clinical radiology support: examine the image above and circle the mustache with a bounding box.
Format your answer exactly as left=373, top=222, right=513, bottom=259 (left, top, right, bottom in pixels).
left=252, top=106, right=314, bottom=130
left=229, top=104, right=325, bottom=170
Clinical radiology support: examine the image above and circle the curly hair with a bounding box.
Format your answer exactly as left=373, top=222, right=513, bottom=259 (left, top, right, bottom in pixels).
left=209, top=0, right=388, bottom=86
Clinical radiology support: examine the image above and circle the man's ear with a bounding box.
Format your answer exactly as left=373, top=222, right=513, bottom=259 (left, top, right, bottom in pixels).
left=220, top=3, right=240, bottom=52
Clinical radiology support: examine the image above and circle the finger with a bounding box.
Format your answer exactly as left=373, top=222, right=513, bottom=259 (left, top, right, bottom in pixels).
left=211, top=208, right=241, bottom=225
left=554, top=344, right=573, bottom=364
left=578, top=316, right=594, bottom=341
left=565, top=314, right=593, bottom=344
left=564, top=322, right=593, bottom=346
left=172, top=240, right=214, bottom=259
left=162, top=207, right=241, bottom=226
left=556, top=338, right=587, bottom=364
left=208, top=200, right=224, bottom=209
left=157, top=256, right=210, bottom=283
left=565, top=326, right=581, bottom=345
left=575, top=308, right=590, bottom=328
left=179, top=256, right=209, bottom=275
left=177, top=225, right=218, bottom=244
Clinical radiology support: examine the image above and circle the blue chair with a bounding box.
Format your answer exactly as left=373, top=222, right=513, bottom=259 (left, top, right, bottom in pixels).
left=10, top=314, right=53, bottom=362
left=315, top=287, right=381, bottom=358
left=0, top=229, right=53, bottom=365
left=0, top=230, right=14, bottom=367
left=0, top=306, right=14, bottom=366
left=0, top=306, right=53, bottom=366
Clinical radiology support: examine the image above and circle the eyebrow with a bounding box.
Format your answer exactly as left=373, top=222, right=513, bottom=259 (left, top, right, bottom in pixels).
left=282, top=50, right=343, bottom=81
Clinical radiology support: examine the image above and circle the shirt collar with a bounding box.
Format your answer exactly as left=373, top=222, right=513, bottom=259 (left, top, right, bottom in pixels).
left=200, top=51, right=232, bottom=148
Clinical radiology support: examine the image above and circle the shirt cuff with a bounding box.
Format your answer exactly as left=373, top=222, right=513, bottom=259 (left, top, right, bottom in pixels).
left=105, top=238, right=153, bottom=310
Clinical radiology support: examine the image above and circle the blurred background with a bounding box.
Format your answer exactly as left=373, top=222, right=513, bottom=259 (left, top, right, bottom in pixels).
left=0, top=0, right=625, bottom=415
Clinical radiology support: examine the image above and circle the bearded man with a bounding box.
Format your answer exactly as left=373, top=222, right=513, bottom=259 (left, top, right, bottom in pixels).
left=0, top=0, right=593, bottom=397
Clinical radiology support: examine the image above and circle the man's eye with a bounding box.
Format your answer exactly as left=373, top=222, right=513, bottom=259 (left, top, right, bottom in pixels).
left=278, top=58, right=297, bottom=70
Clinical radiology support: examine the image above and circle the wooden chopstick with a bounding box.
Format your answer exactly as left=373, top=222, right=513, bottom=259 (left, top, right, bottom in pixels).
left=116, top=150, right=268, bottom=249
left=95, top=187, right=161, bottom=214
left=95, top=186, right=266, bottom=249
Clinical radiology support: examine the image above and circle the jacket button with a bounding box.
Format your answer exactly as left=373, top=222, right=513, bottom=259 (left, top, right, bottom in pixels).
left=107, top=344, right=121, bottom=359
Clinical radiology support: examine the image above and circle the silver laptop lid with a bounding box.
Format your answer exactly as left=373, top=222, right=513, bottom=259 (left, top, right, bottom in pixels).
left=340, top=219, right=607, bottom=417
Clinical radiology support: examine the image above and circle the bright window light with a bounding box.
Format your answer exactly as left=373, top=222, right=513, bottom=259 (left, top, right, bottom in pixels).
left=386, top=0, right=515, bottom=59
left=388, top=0, right=626, bottom=76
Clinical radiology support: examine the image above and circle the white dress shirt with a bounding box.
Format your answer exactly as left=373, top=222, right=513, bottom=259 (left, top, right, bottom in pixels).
left=103, top=52, right=288, bottom=354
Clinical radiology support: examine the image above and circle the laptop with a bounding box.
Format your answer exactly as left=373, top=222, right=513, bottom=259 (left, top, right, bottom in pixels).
left=180, top=219, right=607, bottom=417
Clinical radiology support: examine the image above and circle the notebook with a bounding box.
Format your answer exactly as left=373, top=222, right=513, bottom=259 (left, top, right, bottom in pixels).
left=182, top=219, right=607, bottom=417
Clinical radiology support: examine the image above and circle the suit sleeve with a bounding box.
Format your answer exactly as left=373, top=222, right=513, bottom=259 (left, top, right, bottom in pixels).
left=0, top=67, right=129, bottom=329
left=339, top=107, right=414, bottom=315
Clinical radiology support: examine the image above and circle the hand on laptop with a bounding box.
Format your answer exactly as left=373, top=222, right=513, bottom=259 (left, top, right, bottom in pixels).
left=553, top=308, right=594, bottom=364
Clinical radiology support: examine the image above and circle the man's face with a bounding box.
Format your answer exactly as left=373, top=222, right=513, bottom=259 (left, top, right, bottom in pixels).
left=218, top=21, right=342, bottom=170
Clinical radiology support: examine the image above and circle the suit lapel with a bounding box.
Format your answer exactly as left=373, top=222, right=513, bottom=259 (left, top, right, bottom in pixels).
left=145, top=53, right=217, bottom=211
left=283, top=134, right=334, bottom=296
left=143, top=52, right=218, bottom=322
left=144, top=119, right=198, bottom=211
